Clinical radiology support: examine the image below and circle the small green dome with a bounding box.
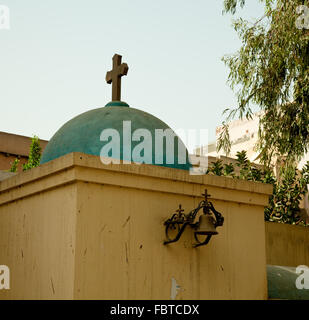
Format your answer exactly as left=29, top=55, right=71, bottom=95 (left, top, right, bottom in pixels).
left=267, top=265, right=309, bottom=300
left=41, top=102, right=191, bottom=170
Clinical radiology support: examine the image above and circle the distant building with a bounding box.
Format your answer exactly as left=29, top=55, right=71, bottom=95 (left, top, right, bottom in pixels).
left=195, top=112, right=262, bottom=162
left=216, top=112, right=261, bottom=161
left=0, top=131, right=48, bottom=171
left=196, top=111, right=309, bottom=171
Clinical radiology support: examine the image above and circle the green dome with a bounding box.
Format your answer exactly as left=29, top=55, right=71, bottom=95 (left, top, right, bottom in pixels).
left=41, top=102, right=191, bottom=170
left=267, top=265, right=309, bottom=300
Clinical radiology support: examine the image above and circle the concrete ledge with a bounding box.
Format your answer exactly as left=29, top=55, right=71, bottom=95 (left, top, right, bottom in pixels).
left=0, top=171, right=16, bottom=182
left=0, top=152, right=273, bottom=207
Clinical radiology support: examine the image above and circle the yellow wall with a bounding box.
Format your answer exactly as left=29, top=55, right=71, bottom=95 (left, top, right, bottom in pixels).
left=0, top=153, right=273, bottom=300
left=0, top=184, right=77, bottom=299
left=265, top=222, right=309, bottom=267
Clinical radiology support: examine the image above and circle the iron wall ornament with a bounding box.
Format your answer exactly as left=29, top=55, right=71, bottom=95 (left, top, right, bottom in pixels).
left=163, top=189, right=224, bottom=247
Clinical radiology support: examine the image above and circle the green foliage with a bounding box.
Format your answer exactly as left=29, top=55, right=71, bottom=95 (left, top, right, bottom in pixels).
left=265, top=164, right=309, bottom=225
left=208, top=150, right=309, bottom=226
left=216, top=121, right=231, bottom=156
left=219, top=0, right=309, bottom=166
left=207, top=159, right=224, bottom=176
left=223, top=0, right=274, bottom=15
left=8, top=136, right=42, bottom=173
left=22, top=136, right=42, bottom=171
left=9, top=158, right=20, bottom=173
left=223, top=0, right=246, bottom=14
left=224, top=163, right=235, bottom=177
left=235, top=151, right=251, bottom=179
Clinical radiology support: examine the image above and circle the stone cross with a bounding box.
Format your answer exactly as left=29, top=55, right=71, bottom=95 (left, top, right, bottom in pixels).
left=106, top=54, right=129, bottom=101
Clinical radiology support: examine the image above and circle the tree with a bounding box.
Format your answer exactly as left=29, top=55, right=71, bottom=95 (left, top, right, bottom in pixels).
left=10, top=135, right=42, bottom=172
left=207, top=150, right=309, bottom=225
left=9, top=158, right=20, bottom=173
left=218, top=0, right=309, bottom=166
left=22, top=135, right=42, bottom=171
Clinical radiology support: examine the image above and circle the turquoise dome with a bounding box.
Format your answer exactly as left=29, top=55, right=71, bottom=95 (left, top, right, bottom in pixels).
left=41, top=102, right=191, bottom=170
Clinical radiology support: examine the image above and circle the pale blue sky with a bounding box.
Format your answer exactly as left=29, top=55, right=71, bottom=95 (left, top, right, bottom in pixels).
left=0, top=0, right=264, bottom=149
